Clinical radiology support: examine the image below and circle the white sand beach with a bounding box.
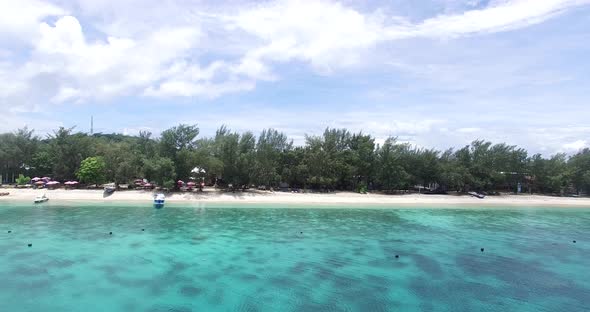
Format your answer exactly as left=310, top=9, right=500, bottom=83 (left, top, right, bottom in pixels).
left=1, top=188, right=590, bottom=207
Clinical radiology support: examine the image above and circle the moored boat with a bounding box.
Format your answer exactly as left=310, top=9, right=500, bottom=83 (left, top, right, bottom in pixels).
left=34, top=194, right=49, bottom=204
left=154, top=193, right=165, bottom=208
left=468, top=191, right=485, bottom=199
left=103, top=183, right=116, bottom=194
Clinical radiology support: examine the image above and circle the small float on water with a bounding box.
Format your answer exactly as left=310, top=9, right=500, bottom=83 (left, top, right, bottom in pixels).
left=153, top=193, right=165, bottom=209
left=34, top=194, right=49, bottom=204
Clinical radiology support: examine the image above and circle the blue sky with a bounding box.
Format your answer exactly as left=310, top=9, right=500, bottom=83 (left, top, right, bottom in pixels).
left=1, top=0, right=589, bottom=155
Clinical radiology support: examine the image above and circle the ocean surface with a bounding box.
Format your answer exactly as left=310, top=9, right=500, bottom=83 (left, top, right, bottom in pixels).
left=0, top=203, right=589, bottom=312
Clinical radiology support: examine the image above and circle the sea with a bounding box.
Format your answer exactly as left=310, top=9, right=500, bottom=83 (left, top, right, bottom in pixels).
left=1, top=202, right=589, bottom=311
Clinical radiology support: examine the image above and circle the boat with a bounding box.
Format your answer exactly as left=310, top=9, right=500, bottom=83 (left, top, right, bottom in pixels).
left=34, top=194, right=49, bottom=203
left=468, top=191, right=485, bottom=199
left=153, top=193, right=165, bottom=208
left=102, top=183, right=116, bottom=197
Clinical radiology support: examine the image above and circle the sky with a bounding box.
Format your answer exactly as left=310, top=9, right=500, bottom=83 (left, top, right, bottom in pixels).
left=1, top=0, right=589, bottom=155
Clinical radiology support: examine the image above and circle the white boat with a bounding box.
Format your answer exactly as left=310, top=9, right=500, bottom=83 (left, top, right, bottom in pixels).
left=153, top=193, right=165, bottom=208
left=34, top=194, right=49, bottom=204
left=468, top=191, right=485, bottom=199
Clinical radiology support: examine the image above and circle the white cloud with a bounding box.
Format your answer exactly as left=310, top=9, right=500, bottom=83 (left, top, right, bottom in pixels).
left=229, top=0, right=384, bottom=73
left=3, top=13, right=256, bottom=105
left=409, top=0, right=590, bottom=38
left=0, top=0, right=66, bottom=41
left=225, top=0, right=590, bottom=76
left=456, top=127, right=481, bottom=133
left=563, top=140, right=588, bottom=152
left=29, top=16, right=204, bottom=100
left=0, top=0, right=589, bottom=109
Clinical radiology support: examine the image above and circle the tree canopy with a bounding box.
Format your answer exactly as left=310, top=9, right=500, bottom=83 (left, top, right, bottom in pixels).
left=1, top=125, right=589, bottom=196
left=76, top=156, right=106, bottom=185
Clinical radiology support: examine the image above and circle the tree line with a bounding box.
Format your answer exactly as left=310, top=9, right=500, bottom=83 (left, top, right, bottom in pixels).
left=1, top=125, right=589, bottom=195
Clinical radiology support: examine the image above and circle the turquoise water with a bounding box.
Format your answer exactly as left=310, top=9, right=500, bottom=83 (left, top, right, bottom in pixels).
left=1, top=203, right=589, bottom=311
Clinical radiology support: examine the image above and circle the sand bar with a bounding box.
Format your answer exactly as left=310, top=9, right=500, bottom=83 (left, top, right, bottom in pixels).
left=1, top=188, right=590, bottom=207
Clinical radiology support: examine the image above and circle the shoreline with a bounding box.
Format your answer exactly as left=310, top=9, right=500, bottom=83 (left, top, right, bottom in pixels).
left=1, top=188, right=590, bottom=208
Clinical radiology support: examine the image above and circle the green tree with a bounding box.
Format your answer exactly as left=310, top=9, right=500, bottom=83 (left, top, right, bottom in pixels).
left=77, top=157, right=106, bottom=185
left=142, top=157, right=176, bottom=186
left=376, top=138, right=411, bottom=192
left=49, top=127, right=93, bottom=181
left=254, top=129, right=292, bottom=187
left=159, top=124, right=199, bottom=181
left=16, top=174, right=31, bottom=185
left=569, top=149, right=590, bottom=194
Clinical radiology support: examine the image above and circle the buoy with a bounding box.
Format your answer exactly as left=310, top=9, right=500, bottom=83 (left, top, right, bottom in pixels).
left=28, top=243, right=32, bottom=247
left=395, top=255, right=399, bottom=259
left=300, top=231, right=303, bottom=234
left=7, top=230, right=11, bottom=233
left=142, top=229, right=145, bottom=231
left=481, top=248, right=485, bottom=252
left=573, top=240, right=576, bottom=243
left=109, top=232, right=113, bottom=235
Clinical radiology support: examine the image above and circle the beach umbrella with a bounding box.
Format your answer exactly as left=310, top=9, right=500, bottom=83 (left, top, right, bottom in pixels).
left=64, top=181, right=78, bottom=185
left=31, top=177, right=41, bottom=181
left=46, top=181, right=60, bottom=185
left=187, top=182, right=196, bottom=186
left=143, top=183, right=153, bottom=188
left=177, top=180, right=185, bottom=185
left=35, top=181, right=45, bottom=185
